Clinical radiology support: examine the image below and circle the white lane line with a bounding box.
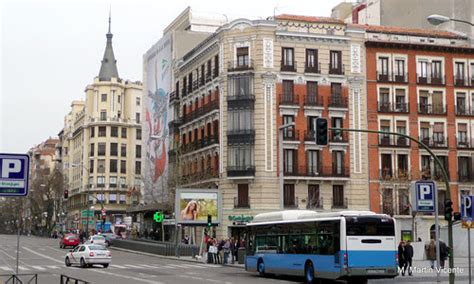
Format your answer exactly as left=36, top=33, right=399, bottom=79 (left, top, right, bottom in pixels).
left=0, top=266, right=13, bottom=271
left=30, top=265, right=46, bottom=271
left=110, top=264, right=127, bottom=269
left=23, top=247, right=163, bottom=284
left=166, top=264, right=184, bottom=268
left=18, top=266, right=31, bottom=271
left=181, top=264, right=210, bottom=268
left=138, top=264, right=161, bottom=269
left=123, top=264, right=144, bottom=269
left=46, top=265, right=60, bottom=269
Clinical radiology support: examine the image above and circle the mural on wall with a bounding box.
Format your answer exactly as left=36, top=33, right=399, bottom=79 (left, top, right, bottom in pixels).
left=143, top=34, right=172, bottom=204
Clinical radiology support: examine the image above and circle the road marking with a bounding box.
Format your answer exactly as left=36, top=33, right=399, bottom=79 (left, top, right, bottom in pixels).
left=166, top=264, right=184, bottom=268
left=30, top=265, right=46, bottom=271
left=138, top=264, right=161, bottom=269
left=0, top=266, right=13, bottom=271
left=110, top=264, right=127, bottom=269
left=46, top=265, right=60, bottom=269
left=181, top=264, right=210, bottom=268
left=123, top=264, right=143, bottom=269
left=18, top=266, right=30, bottom=271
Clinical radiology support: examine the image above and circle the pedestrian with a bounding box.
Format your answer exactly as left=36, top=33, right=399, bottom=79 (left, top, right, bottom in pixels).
left=403, top=241, right=414, bottom=276
left=211, top=239, right=218, bottom=264
left=207, top=237, right=213, bottom=264
left=230, top=237, right=236, bottom=264
left=223, top=238, right=231, bottom=265
left=218, top=239, right=225, bottom=264
left=439, top=240, right=449, bottom=269
left=425, top=239, right=436, bottom=269
left=398, top=241, right=405, bottom=275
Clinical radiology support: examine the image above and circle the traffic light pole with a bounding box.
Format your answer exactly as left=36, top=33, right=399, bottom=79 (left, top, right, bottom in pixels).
left=330, top=127, right=455, bottom=284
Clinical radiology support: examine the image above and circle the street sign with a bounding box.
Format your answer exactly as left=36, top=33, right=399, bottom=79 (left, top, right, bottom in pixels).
left=411, top=181, right=436, bottom=212
left=162, top=219, right=175, bottom=225
left=81, top=210, right=94, bottom=218
left=461, top=195, right=474, bottom=229
left=0, top=153, right=30, bottom=196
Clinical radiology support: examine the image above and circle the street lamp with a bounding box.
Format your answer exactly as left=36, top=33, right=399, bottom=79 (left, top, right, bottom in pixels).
left=427, top=14, right=474, bottom=27
left=279, top=122, right=295, bottom=209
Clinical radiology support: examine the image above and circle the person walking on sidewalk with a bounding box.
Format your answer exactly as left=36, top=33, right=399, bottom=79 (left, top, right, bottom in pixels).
left=439, top=240, right=449, bottom=269
left=403, top=241, right=414, bottom=276
left=217, top=239, right=224, bottom=264
left=230, top=238, right=236, bottom=264
left=425, top=239, right=436, bottom=269
left=223, top=239, right=231, bottom=265
left=398, top=241, right=405, bottom=275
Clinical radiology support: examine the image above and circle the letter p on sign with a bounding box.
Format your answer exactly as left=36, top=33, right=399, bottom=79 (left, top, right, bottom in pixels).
left=1, top=159, right=21, bottom=178
left=419, top=185, right=432, bottom=200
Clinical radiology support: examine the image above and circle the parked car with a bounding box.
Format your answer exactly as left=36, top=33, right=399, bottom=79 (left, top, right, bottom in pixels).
left=60, top=234, right=80, bottom=249
left=65, top=244, right=111, bottom=268
left=85, top=235, right=107, bottom=246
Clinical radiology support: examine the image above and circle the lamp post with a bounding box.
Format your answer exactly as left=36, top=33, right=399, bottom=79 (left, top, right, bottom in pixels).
left=427, top=14, right=474, bottom=27
left=279, top=122, right=295, bottom=209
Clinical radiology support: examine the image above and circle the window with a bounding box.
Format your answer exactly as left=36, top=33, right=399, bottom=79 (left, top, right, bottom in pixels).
left=121, top=144, right=126, bottom=157
left=432, top=60, right=442, bottom=79
left=282, top=115, right=295, bottom=138
left=98, top=127, right=106, bottom=137
left=421, top=155, right=431, bottom=178
left=109, top=193, right=117, bottom=203
left=395, top=59, right=405, bottom=77
left=228, top=145, right=254, bottom=168
left=378, top=57, right=389, bottom=78
left=283, top=149, right=296, bottom=174
left=458, top=123, right=468, bottom=145
left=381, top=154, right=392, bottom=178
left=98, top=143, right=106, bottom=156
left=119, top=194, right=126, bottom=204
left=307, top=150, right=320, bottom=175
left=97, top=160, right=105, bottom=173
left=120, top=177, right=126, bottom=188
left=100, top=111, right=107, bottom=121
left=331, top=117, right=343, bottom=141
left=237, top=184, right=249, bottom=208
left=135, top=161, right=141, bottom=175
left=89, top=143, right=94, bottom=157
left=332, top=185, right=344, bottom=208
left=136, top=113, right=140, bottom=123
left=101, top=94, right=107, bottom=102
left=228, top=109, right=254, bottom=132
left=109, top=176, right=117, bottom=188
left=90, top=127, right=95, bottom=138
left=420, top=122, right=430, bottom=141
left=306, top=81, right=318, bottom=104
left=214, top=55, right=219, bottom=77
left=457, top=95, right=467, bottom=114
left=458, top=156, right=471, bottom=181
left=398, top=188, right=410, bottom=215
left=418, top=61, right=428, bottom=80
left=282, top=80, right=294, bottom=98
left=305, top=49, right=318, bottom=72
left=382, top=188, right=393, bottom=215
left=228, top=75, right=253, bottom=97
left=329, top=51, right=342, bottom=73
left=433, top=122, right=445, bottom=144
left=118, top=95, right=121, bottom=103
left=284, top=184, right=295, bottom=208
left=332, top=151, right=344, bottom=175
left=395, top=89, right=407, bottom=111
left=97, top=176, right=105, bottom=187
left=136, top=145, right=141, bottom=158
left=307, top=185, right=320, bottom=209
left=434, top=156, right=448, bottom=180
left=110, top=143, right=117, bottom=156
left=281, top=47, right=294, bottom=67
left=136, top=129, right=142, bottom=140
left=121, top=128, right=127, bottom=138
left=136, top=97, right=141, bottom=106
left=110, top=160, right=117, bottom=173
left=398, top=154, right=408, bottom=177
left=120, top=160, right=126, bottom=174
left=236, top=47, right=249, bottom=67
left=346, top=217, right=394, bottom=236
left=89, top=159, right=94, bottom=174
left=111, top=127, right=118, bottom=137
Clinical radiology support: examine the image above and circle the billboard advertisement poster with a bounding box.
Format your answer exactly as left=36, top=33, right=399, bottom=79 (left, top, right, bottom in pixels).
left=143, top=33, right=172, bottom=204
left=175, top=189, right=221, bottom=225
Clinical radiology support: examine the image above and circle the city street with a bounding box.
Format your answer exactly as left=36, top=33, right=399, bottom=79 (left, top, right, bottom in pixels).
left=1, top=234, right=472, bottom=284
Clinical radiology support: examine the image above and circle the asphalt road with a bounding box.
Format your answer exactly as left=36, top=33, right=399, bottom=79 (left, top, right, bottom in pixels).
left=0, top=234, right=471, bottom=284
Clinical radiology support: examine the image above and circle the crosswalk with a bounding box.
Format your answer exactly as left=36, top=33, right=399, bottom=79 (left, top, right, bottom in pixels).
left=0, top=262, right=216, bottom=272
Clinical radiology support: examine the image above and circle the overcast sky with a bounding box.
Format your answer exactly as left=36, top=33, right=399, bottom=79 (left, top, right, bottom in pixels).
left=1, top=0, right=344, bottom=154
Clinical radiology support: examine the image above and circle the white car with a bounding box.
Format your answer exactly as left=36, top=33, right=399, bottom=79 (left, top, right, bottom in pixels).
left=65, top=244, right=111, bottom=268
left=86, top=235, right=107, bottom=246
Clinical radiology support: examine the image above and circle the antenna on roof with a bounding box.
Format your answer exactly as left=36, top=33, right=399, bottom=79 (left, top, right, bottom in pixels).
left=108, top=5, right=112, bottom=34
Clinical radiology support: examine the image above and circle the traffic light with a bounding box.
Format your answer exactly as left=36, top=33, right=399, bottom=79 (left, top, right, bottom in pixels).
left=207, top=214, right=212, bottom=227
left=315, top=118, right=328, bottom=145
left=453, top=212, right=461, bottom=221
left=64, top=190, right=68, bottom=199
left=444, top=199, right=453, bottom=221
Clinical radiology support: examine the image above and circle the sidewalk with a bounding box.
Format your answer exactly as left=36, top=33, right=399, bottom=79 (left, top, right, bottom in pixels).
left=111, top=246, right=245, bottom=268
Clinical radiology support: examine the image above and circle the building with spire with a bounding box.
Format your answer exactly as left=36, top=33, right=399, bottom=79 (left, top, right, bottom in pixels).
left=58, top=15, right=143, bottom=233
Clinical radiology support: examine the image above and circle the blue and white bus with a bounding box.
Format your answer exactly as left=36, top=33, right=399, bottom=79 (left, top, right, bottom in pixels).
left=245, top=210, right=398, bottom=284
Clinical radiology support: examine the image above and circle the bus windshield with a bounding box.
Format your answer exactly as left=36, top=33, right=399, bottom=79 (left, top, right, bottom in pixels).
left=345, top=216, right=394, bottom=236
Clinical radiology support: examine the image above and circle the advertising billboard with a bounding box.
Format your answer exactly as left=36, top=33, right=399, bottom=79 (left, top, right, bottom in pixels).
left=175, top=189, right=221, bottom=225
left=143, top=33, right=172, bottom=203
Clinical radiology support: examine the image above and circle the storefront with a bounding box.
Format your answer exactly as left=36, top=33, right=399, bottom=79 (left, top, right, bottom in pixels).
left=227, top=214, right=253, bottom=245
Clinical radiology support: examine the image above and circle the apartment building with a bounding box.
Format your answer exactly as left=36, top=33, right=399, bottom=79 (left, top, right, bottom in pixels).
left=170, top=14, right=369, bottom=239
left=364, top=24, right=474, bottom=241
left=59, top=19, right=143, bottom=231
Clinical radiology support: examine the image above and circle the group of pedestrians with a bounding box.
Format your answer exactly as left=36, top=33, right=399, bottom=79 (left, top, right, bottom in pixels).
left=206, top=237, right=241, bottom=265
left=397, top=240, right=414, bottom=276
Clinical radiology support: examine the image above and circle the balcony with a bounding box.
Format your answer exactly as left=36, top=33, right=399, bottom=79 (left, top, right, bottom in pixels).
left=376, top=72, right=408, bottom=83
left=377, top=102, right=409, bottom=113
left=280, top=94, right=299, bottom=106
left=181, top=135, right=219, bottom=154
left=331, top=197, right=348, bottom=209
left=304, top=131, right=316, bottom=142
left=380, top=169, right=410, bottom=181
left=419, top=136, right=448, bottom=148
left=227, top=129, right=255, bottom=144
left=228, top=59, right=254, bottom=72
left=455, top=105, right=473, bottom=116
left=205, top=72, right=212, bottom=83
left=183, top=100, right=219, bottom=124
left=182, top=168, right=219, bottom=184
left=233, top=197, right=250, bottom=209
left=328, top=96, right=348, bottom=108
left=283, top=165, right=349, bottom=178
left=281, top=61, right=297, bottom=72
left=418, top=103, right=446, bottom=115
left=227, top=165, right=256, bottom=177
left=306, top=197, right=323, bottom=209
left=227, top=94, right=255, bottom=109
left=328, top=64, right=345, bottom=75
left=458, top=171, right=474, bottom=182
left=417, top=74, right=445, bottom=85
left=284, top=197, right=299, bottom=209
left=304, top=94, right=323, bottom=107
left=456, top=137, right=474, bottom=149
left=329, top=131, right=348, bottom=143
left=378, top=136, right=410, bottom=147
left=304, top=63, right=321, bottom=74
left=283, top=130, right=300, bottom=142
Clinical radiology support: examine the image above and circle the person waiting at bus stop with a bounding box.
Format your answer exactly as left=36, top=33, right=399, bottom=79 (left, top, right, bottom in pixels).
left=398, top=241, right=405, bottom=274
left=403, top=241, right=414, bottom=276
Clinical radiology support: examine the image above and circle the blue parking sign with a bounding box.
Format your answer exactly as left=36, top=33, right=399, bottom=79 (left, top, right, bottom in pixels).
left=461, top=195, right=473, bottom=219
left=0, top=153, right=30, bottom=196
left=411, top=181, right=436, bottom=212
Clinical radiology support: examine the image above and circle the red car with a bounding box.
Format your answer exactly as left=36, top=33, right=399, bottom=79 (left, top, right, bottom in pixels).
left=60, top=234, right=80, bottom=249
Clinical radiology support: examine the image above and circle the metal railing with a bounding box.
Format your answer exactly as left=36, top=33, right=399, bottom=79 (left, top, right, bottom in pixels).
left=331, top=197, right=348, bottom=209
left=376, top=72, right=408, bottom=83
left=283, top=129, right=300, bottom=141
left=60, top=275, right=90, bottom=284
left=181, top=135, right=219, bottom=154
left=304, top=94, right=323, bottom=106
left=328, top=64, right=345, bottom=75
left=456, top=137, right=474, bottom=149
left=328, top=96, right=347, bottom=108
left=281, top=61, right=297, bottom=72
left=306, top=197, right=323, bottom=209
left=378, top=136, right=410, bottom=147
left=1, top=274, right=38, bottom=284
left=227, top=59, right=254, bottom=72
left=227, top=165, right=256, bottom=177
left=284, top=197, right=299, bottom=209
left=280, top=93, right=299, bottom=105
left=233, top=197, right=250, bottom=209
left=182, top=100, right=219, bottom=123
left=304, top=62, right=321, bottom=73
left=418, top=103, right=446, bottom=115
left=417, top=74, right=445, bottom=85
left=419, top=136, right=449, bottom=148
left=379, top=169, right=411, bottom=180
left=377, top=102, right=409, bottom=113
left=329, top=131, right=348, bottom=143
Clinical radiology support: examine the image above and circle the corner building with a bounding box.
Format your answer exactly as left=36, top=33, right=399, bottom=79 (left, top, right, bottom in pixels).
left=171, top=15, right=369, bottom=239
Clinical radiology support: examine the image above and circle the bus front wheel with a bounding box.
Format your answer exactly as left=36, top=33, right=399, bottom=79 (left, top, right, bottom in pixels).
left=305, top=261, right=315, bottom=284
left=257, top=259, right=266, bottom=276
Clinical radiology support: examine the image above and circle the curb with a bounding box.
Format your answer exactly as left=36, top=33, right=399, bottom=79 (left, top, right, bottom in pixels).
left=110, top=246, right=245, bottom=269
